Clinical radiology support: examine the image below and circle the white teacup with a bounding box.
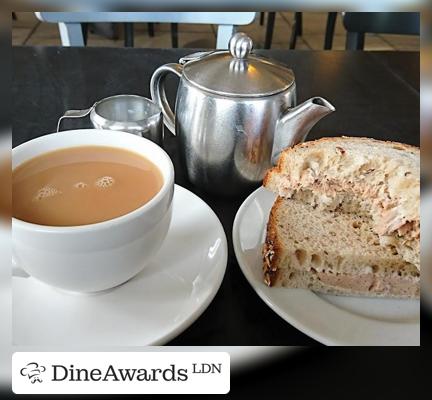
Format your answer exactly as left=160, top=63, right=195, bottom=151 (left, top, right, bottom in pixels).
left=12, top=129, right=174, bottom=293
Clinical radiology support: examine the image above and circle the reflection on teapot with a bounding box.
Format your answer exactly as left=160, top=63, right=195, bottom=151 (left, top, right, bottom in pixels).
left=151, top=32, right=335, bottom=196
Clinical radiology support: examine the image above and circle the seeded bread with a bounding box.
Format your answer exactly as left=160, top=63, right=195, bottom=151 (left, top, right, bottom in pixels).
left=263, top=197, right=419, bottom=299
left=263, top=137, right=420, bottom=270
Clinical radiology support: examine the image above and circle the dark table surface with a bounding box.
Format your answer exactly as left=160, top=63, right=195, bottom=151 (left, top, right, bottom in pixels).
left=12, top=47, right=420, bottom=345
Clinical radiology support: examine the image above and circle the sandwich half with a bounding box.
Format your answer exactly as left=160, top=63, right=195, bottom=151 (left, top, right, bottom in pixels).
left=263, top=197, right=419, bottom=298
left=263, top=137, right=420, bottom=298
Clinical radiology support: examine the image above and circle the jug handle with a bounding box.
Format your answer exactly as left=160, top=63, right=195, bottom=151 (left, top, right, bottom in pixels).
left=150, top=63, right=183, bottom=135
left=56, top=105, right=95, bottom=133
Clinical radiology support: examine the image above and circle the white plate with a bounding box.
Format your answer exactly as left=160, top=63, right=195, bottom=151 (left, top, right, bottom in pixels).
left=233, top=187, right=420, bottom=346
left=13, top=185, right=228, bottom=346
left=421, top=190, right=432, bottom=308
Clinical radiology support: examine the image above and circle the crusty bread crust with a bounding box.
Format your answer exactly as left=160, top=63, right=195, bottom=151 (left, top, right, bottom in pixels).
left=263, top=136, right=419, bottom=188
left=263, top=196, right=284, bottom=286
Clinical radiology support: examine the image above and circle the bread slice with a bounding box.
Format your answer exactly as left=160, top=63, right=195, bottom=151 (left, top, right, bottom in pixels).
left=263, top=197, right=419, bottom=299
left=263, top=137, right=420, bottom=270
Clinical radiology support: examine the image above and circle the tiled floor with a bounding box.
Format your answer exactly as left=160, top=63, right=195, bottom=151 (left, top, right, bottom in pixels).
left=12, top=12, right=419, bottom=51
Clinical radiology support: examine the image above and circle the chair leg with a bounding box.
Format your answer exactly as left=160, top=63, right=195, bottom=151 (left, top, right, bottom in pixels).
left=124, top=23, right=134, bottom=47
left=81, top=23, right=88, bottom=46
left=171, top=23, right=178, bottom=48
left=58, top=23, right=85, bottom=46
left=260, top=12, right=265, bottom=26
left=324, top=12, right=337, bottom=50
left=289, top=25, right=297, bottom=49
left=295, top=12, right=302, bottom=36
left=264, top=12, right=276, bottom=49
left=216, top=25, right=235, bottom=49
left=148, top=23, right=154, bottom=37
left=346, top=31, right=365, bottom=50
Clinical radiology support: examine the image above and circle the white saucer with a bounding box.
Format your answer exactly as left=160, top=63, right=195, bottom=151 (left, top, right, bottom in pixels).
left=233, top=187, right=420, bottom=346
left=13, top=185, right=228, bottom=346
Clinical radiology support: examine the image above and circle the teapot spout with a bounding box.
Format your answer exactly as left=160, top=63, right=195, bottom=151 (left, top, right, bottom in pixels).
left=271, top=97, right=335, bottom=164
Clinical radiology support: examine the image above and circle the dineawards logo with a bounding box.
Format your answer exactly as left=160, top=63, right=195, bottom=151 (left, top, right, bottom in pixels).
left=51, top=362, right=190, bottom=382
left=12, top=352, right=230, bottom=394
left=20, top=362, right=47, bottom=384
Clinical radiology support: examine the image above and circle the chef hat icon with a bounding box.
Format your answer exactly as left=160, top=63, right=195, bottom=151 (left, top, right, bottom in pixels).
left=20, top=362, right=46, bottom=383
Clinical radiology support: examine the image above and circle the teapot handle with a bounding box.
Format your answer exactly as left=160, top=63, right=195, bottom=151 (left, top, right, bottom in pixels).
left=150, top=63, right=183, bottom=135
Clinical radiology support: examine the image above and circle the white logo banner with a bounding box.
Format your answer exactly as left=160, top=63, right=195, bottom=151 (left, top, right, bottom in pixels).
left=12, top=352, right=230, bottom=394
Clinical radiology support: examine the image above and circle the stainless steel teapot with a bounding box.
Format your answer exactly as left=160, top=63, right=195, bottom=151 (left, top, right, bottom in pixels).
left=151, top=32, right=335, bottom=195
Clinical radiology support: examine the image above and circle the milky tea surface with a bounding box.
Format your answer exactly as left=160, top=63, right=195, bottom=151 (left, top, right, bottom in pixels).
left=13, top=146, right=163, bottom=226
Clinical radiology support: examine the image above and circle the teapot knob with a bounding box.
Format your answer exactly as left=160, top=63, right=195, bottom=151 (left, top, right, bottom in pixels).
left=229, top=32, right=253, bottom=59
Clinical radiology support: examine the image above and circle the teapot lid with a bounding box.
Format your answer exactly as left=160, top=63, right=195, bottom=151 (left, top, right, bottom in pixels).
left=182, top=33, right=295, bottom=98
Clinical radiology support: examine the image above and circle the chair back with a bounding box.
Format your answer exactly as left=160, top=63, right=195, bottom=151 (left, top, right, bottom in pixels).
left=343, top=12, right=420, bottom=50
